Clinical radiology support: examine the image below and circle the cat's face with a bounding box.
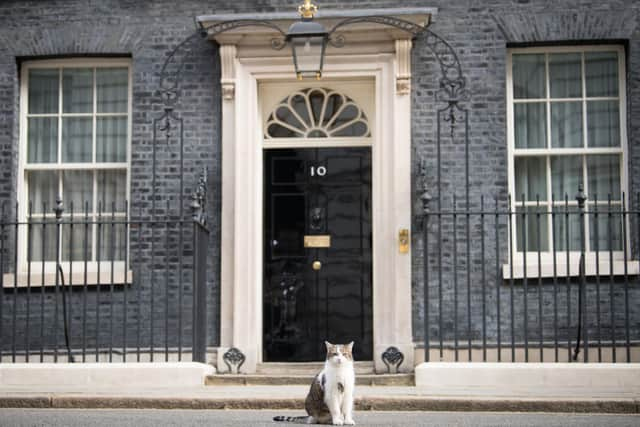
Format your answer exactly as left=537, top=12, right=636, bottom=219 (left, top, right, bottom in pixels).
left=325, top=341, right=354, bottom=366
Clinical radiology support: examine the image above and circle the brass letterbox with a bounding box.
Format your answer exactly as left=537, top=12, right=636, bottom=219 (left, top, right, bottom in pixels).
left=304, top=235, right=331, bottom=248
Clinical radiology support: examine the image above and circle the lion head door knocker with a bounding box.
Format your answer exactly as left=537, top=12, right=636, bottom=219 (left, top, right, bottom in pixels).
left=310, top=207, right=324, bottom=231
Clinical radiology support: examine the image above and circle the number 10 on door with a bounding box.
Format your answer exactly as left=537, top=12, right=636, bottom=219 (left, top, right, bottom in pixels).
left=310, top=166, right=327, bottom=177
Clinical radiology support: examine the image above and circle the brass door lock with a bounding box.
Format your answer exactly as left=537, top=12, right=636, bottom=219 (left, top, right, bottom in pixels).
left=312, top=260, right=322, bottom=271
left=399, top=229, right=409, bottom=254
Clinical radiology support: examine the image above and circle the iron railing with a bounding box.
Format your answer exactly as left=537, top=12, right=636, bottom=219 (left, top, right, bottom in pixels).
left=421, top=189, right=640, bottom=363
left=0, top=198, right=209, bottom=363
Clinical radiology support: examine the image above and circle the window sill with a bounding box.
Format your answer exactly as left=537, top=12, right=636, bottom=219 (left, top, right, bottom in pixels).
left=502, top=260, right=639, bottom=280
left=2, top=270, right=133, bottom=288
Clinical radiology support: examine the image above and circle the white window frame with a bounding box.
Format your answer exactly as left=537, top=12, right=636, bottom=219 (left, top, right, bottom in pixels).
left=7, top=58, right=132, bottom=287
left=505, top=45, right=638, bottom=279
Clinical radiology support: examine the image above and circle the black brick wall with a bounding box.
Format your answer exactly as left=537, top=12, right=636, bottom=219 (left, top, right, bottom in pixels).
left=0, top=0, right=638, bottom=356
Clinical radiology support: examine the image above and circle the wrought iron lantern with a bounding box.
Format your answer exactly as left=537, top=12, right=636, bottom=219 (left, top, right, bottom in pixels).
left=286, top=0, right=328, bottom=79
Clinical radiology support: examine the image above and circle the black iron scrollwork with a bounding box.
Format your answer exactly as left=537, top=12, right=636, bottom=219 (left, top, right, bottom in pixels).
left=158, top=29, right=208, bottom=109
left=381, top=346, right=404, bottom=373
left=222, top=347, right=246, bottom=374
left=323, top=17, right=469, bottom=137
left=422, top=30, right=470, bottom=138
left=200, top=20, right=288, bottom=54
left=328, top=16, right=425, bottom=38
left=160, top=15, right=469, bottom=141
left=200, top=19, right=287, bottom=39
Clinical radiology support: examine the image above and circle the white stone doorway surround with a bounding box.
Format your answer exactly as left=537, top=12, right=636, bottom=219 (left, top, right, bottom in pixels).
left=197, top=8, right=434, bottom=373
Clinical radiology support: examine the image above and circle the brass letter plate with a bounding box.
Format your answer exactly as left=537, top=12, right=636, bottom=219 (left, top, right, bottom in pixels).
left=304, top=235, right=331, bottom=248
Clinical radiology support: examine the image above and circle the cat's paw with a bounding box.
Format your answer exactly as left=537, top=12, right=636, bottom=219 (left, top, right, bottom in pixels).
left=332, top=418, right=344, bottom=426
left=344, top=418, right=355, bottom=425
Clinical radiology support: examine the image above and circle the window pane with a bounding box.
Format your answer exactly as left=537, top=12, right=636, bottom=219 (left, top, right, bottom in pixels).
left=62, top=221, right=93, bottom=262
left=266, top=123, right=302, bottom=138
left=332, top=121, right=368, bottom=137
left=97, top=170, right=126, bottom=211
left=27, top=117, right=58, bottom=163
left=551, top=156, right=583, bottom=200
left=274, top=105, right=305, bottom=130
left=62, top=68, right=93, bottom=113
left=551, top=102, right=583, bottom=148
left=62, top=117, right=92, bottom=162
left=516, top=206, right=549, bottom=252
left=323, top=93, right=344, bottom=127
left=97, top=117, right=127, bottom=162
left=63, top=170, right=93, bottom=212
left=587, top=101, right=620, bottom=147
left=28, top=171, right=58, bottom=214
left=585, top=52, right=618, bottom=97
left=589, top=204, right=622, bottom=251
left=587, top=155, right=621, bottom=201
left=97, top=223, right=126, bottom=261
left=513, top=54, right=545, bottom=99
left=29, top=218, right=57, bottom=262
left=28, top=69, right=58, bottom=114
left=309, top=89, right=324, bottom=125
left=549, top=53, right=582, bottom=98
left=96, top=68, right=128, bottom=113
left=514, top=103, right=546, bottom=148
left=291, top=93, right=311, bottom=126
left=552, top=206, right=581, bottom=251
left=515, top=157, right=547, bottom=201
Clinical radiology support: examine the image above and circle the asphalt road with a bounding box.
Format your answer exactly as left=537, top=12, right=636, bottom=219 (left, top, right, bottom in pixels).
left=0, top=409, right=639, bottom=427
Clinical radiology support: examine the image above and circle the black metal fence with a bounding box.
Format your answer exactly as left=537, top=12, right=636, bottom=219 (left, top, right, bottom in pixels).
left=0, top=198, right=209, bottom=363
left=421, top=189, right=640, bottom=363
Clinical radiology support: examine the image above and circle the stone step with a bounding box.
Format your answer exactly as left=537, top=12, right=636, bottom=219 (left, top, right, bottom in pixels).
left=255, top=362, right=375, bottom=375
left=205, top=373, right=414, bottom=387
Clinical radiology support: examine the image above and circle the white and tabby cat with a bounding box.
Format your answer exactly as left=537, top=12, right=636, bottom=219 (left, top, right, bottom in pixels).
left=274, top=341, right=356, bottom=425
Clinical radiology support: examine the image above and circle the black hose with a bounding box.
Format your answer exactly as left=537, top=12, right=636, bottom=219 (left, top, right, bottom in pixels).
left=57, top=263, right=75, bottom=363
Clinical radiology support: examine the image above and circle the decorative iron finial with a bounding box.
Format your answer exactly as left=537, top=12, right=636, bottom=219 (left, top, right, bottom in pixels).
left=190, top=167, right=208, bottom=224
left=298, top=0, right=318, bottom=20
left=159, top=107, right=174, bottom=143
left=575, top=184, right=587, bottom=209
left=190, top=192, right=201, bottom=220
left=421, top=191, right=432, bottom=215
left=53, top=196, right=64, bottom=220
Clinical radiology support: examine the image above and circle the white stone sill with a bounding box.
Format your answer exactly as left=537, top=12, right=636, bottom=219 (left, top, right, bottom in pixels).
left=2, top=270, right=133, bottom=288
left=502, top=260, right=639, bottom=280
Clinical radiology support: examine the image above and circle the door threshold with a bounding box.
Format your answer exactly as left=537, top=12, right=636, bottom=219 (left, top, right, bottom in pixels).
left=257, top=361, right=374, bottom=375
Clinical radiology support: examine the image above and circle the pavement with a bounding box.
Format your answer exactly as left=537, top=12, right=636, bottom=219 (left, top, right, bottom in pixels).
left=1, top=409, right=640, bottom=427
left=0, top=384, right=639, bottom=414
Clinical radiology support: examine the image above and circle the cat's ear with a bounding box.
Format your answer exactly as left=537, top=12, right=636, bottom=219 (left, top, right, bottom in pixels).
left=346, top=341, right=354, bottom=352
left=324, top=341, right=333, bottom=351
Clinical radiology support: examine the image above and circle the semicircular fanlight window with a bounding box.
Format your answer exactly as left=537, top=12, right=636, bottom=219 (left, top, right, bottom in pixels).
left=265, top=88, right=370, bottom=139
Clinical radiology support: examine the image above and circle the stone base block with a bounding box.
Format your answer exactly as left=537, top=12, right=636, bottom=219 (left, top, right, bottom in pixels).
left=0, top=362, right=215, bottom=388
left=415, top=362, right=640, bottom=396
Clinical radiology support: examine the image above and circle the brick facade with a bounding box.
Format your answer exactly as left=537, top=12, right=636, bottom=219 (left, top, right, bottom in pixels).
left=0, top=0, right=638, bottom=358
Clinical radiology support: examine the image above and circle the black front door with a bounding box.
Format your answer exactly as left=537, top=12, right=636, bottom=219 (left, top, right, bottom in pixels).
left=263, top=147, right=372, bottom=362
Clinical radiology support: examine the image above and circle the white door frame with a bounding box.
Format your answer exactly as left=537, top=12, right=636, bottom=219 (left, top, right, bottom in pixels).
left=217, top=47, right=415, bottom=373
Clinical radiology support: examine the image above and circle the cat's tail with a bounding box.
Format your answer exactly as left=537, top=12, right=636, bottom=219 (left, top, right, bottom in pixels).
left=272, top=415, right=311, bottom=423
